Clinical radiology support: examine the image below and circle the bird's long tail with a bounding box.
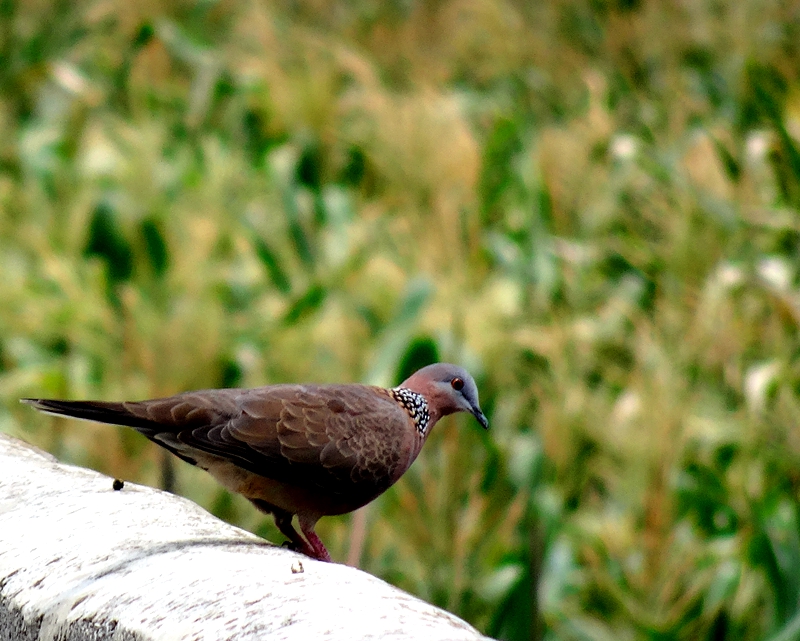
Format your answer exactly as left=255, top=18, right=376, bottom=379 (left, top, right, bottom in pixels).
left=20, top=397, right=204, bottom=467
left=20, top=398, right=154, bottom=430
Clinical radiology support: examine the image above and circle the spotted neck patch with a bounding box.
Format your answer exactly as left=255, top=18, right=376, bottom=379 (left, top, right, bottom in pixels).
left=391, top=387, right=431, bottom=436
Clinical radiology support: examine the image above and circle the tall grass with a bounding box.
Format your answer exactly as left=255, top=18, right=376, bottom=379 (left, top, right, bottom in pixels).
left=1, top=1, right=800, bottom=639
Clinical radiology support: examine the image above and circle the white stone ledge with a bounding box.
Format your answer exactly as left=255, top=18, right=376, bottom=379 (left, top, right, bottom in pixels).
left=0, top=432, right=490, bottom=641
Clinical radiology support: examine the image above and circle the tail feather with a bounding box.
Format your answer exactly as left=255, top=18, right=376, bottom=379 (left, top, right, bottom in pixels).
left=20, top=398, right=154, bottom=430
left=22, top=398, right=202, bottom=467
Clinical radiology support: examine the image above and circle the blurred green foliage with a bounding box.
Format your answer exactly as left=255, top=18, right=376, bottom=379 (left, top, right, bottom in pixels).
left=1, top=1, right=800, bottom=639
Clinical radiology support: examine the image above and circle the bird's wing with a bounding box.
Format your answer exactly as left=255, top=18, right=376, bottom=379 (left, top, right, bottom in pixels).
left=228, top=385, right=412, bottom=494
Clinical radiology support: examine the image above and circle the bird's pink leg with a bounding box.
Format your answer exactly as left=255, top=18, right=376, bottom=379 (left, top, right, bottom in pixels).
left=273, top=511, right=317, bottom=558
left=250, top=499, right=317, bottom=558
left=299, top=515, right=332, bottom=562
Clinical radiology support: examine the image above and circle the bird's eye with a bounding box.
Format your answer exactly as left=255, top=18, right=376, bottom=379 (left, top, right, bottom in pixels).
left=451, top=377, right=464, bottom=391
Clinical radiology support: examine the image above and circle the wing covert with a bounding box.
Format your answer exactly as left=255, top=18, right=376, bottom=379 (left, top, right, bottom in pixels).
left=169, top=384, right=414, bottom=502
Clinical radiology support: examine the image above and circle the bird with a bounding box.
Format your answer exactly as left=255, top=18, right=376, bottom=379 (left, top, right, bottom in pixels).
left=22, top=363, right=488, bottom=562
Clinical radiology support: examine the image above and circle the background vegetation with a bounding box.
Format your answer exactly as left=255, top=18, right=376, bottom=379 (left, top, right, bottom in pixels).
left=1, top=0, right=800, bottom=639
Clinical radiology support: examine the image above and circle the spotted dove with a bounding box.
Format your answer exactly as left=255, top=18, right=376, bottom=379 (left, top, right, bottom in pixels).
left=22, top=363, right=488, bottom=562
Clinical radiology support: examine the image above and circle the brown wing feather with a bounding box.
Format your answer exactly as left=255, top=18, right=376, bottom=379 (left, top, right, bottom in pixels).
left=142, top=386, right=411, bottom=501
left=226, top=385, right=413, bottom=500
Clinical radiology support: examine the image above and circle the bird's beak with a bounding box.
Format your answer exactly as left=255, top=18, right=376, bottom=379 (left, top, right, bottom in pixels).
left=471, top=406, right=489, bottom=430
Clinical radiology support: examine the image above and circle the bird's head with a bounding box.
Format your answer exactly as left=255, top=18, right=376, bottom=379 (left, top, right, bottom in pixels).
left=399, top=363, right=488, bottom=430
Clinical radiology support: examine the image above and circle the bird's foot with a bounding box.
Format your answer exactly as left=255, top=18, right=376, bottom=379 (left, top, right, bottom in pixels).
left=282, top=538, right=330, bottom=561
left=264, top=506, right=332, bottom=562
left=299, top=517, right=332, bottom=562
